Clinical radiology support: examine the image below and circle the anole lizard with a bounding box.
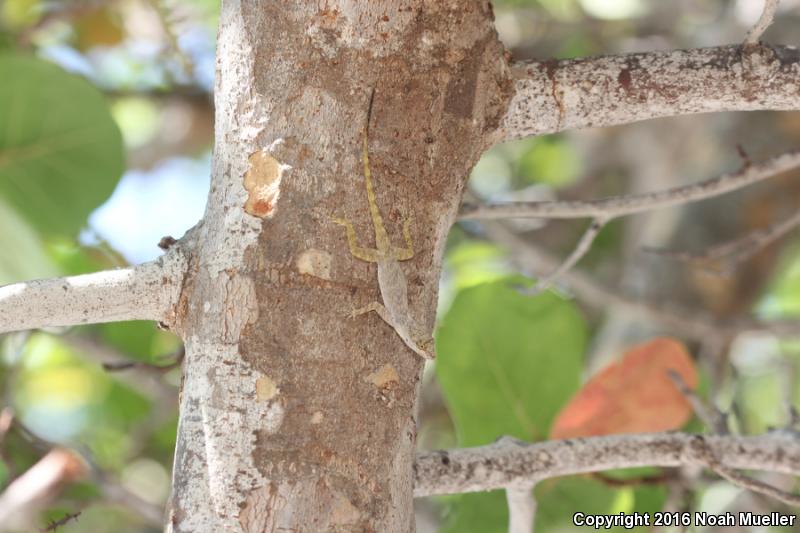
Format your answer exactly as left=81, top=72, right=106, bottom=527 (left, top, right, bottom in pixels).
left=332, top=90, right=435, bottom=360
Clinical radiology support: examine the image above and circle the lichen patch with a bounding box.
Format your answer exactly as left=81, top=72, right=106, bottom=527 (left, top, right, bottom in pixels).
left=244, top=150, right=287, bottom=218
left=365, top=364, right=399, bottom=389
left=256, top=376, right=279, bottom=401
left=329, top=490, right=361, bottom=525
left=296, top=248, right=332, bottom=280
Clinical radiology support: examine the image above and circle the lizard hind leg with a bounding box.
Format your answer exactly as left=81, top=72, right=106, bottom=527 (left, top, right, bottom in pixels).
left=351, top=301, right=389, bottom=321
left=331, top=216, right=381, bottom=262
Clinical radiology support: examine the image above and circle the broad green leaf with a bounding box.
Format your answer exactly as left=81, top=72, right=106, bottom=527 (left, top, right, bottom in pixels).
left=0, top=195, right=58, bottom=284
left=100, top=321, right=180, bottom=363
left=441, top=476, right=662, bottom=533
left=445, top=241, right=510, bottom=291
left=436, top=280, right=586, bottom=445
left=440, top=491, right=508, bottom=533
left=536, top=477, right=628, bottom=531
left=737, top=372, right=784, bottom=434
left=435, top=281, right=587, bottom=532
left=46, top=238, right=126, bottom=277
left=0, top=54, right=124, bottom=236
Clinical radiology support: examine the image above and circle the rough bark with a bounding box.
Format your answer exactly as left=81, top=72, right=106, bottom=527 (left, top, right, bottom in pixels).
left=495, top=44, right=800, bottom=143
left=167, top=1, right=512, bottom=531
left=3, top=2, right=798, bottom=530
left=0, top=256, right=185, bottom=334
left=415, top=433, right=800, bottom=497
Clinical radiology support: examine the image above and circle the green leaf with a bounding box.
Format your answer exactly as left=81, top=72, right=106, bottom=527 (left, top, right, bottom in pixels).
left=435, top=280, right=587, bottom=532
left=440, top=491, right=508, bottom=533
left=0, top=196, right=58, bottom=284
left=0, top=54, right=124, bottom=236
left=100, top=321, right=180, bottom=363
left=436, top=280, right=586, bottom=445
left=517, top=137, right=582, bottom=188
left=536, top=477, right=630, bottom=532
left=759, top=242, right=800, bottom=318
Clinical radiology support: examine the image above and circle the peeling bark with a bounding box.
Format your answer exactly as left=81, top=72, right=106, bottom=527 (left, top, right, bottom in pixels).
left=167, top=1, right=512, bottom=530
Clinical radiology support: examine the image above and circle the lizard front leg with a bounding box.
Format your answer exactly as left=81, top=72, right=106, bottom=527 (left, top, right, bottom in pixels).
left=392, top=216, right=415, bottom=261
left=331, top=216, right=381, bottom=262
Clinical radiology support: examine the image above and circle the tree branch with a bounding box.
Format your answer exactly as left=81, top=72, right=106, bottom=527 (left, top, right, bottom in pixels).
left=0, top=449, right=87, bottom=530
left=526, top=217, right=607, bottom=293
left=744, top=0, right=781, bottom=45
left=461, top=150, right=800, bottom=220
left=669, top=370, right=800, bottom=506
left=0, top=251, right=186, bottom=334
left=481, top=221, right=800, bottom=341
left=644, top=209, right=800, bottom=274
left=494, top=44, right=800, bottom=143
left=506, top=486, right=536, bottom=533
left=414, top=433, right=800, bottom=497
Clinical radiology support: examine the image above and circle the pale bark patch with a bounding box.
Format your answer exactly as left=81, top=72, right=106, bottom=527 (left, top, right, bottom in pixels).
left=244, top=151, right=287, bottom=219
left=184, top=340, right=285, bottom=526
left=365, top=363, right=400, bottom=389
left=296, top=249, right=333, bottom=280
left=256, top=376, right=279, bottom=402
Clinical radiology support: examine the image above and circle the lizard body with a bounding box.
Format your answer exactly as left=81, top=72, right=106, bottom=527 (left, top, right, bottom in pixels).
left=332, top=92, right=434, bottom=360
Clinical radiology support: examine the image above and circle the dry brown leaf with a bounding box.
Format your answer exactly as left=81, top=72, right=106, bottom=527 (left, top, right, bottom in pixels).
left=550, top=337, right=697, bottom=439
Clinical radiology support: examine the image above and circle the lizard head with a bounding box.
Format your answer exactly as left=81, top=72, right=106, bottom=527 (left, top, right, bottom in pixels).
left=412, top=334, right=435, bottom=360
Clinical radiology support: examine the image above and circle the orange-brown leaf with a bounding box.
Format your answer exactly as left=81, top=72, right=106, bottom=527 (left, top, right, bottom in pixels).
left=550, top=337, right=697, bottom=439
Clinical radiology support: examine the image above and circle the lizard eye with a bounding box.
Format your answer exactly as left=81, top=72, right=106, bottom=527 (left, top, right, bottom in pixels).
left=420, top=338, right=435, bottom=356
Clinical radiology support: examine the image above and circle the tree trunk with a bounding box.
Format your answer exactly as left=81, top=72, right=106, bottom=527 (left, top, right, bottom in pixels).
left=167, top=1, right=512, bottom=530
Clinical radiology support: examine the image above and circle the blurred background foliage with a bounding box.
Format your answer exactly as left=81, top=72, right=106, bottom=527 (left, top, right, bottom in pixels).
left=0, top=0, right=798, bottom=531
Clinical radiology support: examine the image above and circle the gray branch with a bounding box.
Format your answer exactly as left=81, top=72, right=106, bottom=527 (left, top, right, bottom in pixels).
left=495, top=44, right=800, bottom=144
left=461, top=150, right=800, bottom=220
left=414, top=433, right=800, bottom=497
left=0, top=252, right=186, bottom=334
left=744, top=0, right=781, bottom=44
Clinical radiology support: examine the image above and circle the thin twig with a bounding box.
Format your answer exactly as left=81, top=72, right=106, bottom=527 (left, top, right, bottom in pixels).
left=42, top=511, right=81, bottom=532
left=8, top=420, right=164, bottom=527
left=644, top=210, right=800, bottom=274
left=711, top=463, right=800, bottom=506
left=526, top=217, right=607, bottom=293
left=149, top=0, right=196, bottom=80
left=102, top=345, right=185, bottom=373
left=744, top=0, right=781, bottom=44
left=481, top=221, right=800, bottom=341
left=592, top=471, right=676, bottom=488
left=670, top=371, right=800, bottom=507
left=668, top=370, right=728, bottom=434
left=506, top=486, right=536, bottom=533
left=0, top=449, right=86, bottom=529
left=460, top=150, right=800, bottom=220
